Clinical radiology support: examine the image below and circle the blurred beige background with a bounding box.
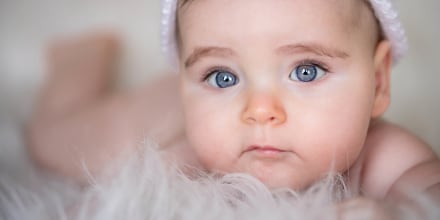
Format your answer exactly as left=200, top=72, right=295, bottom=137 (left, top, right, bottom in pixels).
left=0, top=0, right=439, bottom=157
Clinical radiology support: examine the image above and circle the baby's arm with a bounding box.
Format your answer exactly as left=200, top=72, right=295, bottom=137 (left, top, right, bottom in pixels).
left=359, top=119, right=440, bottom=201
left=26, top=33, right=185, bottom=184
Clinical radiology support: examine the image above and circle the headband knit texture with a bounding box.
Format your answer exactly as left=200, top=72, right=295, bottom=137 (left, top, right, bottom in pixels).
left=161, top=0, right=408, bottom=68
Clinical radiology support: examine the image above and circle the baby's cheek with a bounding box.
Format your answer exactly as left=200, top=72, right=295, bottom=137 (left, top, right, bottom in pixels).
left=297, top=110, right=368, bottom=171
left=185, top=116, right=238, bottom=172
left=184, top=119, right=219, bottom=167
left=325, top=126, right=367, bottom=171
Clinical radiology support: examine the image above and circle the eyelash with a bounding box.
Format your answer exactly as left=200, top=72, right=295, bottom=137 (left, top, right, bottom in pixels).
left=295, top=58, right=331, bottom=73
left=200, top=66, right=235, bottom=82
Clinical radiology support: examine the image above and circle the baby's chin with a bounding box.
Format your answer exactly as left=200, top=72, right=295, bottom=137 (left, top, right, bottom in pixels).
left=242, top=163, right=318, bottom=191
left=200, top=158, right=321, bottom=191
left=253, top=173, right=310, bottom=191
left=224, top=166, right=315, bottom=191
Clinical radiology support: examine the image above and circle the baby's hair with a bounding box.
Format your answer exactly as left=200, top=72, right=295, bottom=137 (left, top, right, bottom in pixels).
left=175, top=0, right=193, bottom=56
left=361, top=0, right=385, bottom=43
left=178, top=0, right=192, bottom=7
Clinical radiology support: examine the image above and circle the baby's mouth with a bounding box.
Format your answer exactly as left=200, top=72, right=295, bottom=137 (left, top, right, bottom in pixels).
left=242, top=145, right=290, bottom=159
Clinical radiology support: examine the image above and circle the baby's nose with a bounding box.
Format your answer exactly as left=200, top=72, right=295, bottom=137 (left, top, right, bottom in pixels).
left=241, top=92, right=286, bottom=126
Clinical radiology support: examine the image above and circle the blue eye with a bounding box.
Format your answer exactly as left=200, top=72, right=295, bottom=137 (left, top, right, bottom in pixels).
left=289, top=64, right=326, bottom=82
left=206, top=70, right=238, bottom=88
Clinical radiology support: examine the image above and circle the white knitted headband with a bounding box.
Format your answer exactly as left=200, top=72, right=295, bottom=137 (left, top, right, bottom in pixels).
left=161, top=0, right=408, bottom=67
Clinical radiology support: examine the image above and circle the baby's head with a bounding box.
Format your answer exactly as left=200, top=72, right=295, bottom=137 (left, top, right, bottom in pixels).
left=162, top=0, right=407, bottom=190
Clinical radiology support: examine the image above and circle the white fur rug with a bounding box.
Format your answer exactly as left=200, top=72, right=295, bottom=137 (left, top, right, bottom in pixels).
left=1, top=137, right=440, bottom=220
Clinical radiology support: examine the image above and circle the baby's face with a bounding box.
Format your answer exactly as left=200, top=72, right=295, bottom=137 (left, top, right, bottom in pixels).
left=178, top=0, right=386, bottom=189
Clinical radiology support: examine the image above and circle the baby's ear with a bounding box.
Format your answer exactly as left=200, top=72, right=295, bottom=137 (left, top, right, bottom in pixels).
left=371, top=40, right=392, bottom=118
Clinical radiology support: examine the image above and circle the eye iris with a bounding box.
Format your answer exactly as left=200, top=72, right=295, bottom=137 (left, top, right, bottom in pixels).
left=296, top=65, right=317, bottom=82
left=215, top=71, right=237, bottom=88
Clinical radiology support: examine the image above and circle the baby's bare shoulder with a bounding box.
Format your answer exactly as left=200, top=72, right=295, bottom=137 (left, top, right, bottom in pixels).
left=358, top=119, right=439, bottom=198
left=366, top=119, right=435, bottom=157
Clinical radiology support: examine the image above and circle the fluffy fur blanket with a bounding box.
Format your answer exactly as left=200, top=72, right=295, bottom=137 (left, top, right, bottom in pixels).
left=1, top=136, right=440, bottom=220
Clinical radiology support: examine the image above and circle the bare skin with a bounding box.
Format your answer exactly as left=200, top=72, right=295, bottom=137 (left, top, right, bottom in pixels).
left=26, top=32, right=194, bottom=183
left=26, top=31, right=440, bottom=209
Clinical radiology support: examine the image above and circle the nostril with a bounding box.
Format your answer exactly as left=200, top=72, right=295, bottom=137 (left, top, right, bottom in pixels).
left=244, top=114, right=282, bottom=125
left=245, top=117, right=256, bottom=124
left=241, top=95, right=287, bottom=125
left=242, top=106, right=287, bottom=125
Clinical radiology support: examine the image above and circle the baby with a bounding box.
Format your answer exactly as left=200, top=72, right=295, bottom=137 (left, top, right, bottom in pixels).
left=27, top=0, right=440, bottom=203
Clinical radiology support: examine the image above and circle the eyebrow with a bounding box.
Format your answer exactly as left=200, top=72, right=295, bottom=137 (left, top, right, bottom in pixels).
left=184, top=43, right=349, bottom=69
left=276, top=43, right=349, bottom=59
left=184, top=46, right=235, bottom=68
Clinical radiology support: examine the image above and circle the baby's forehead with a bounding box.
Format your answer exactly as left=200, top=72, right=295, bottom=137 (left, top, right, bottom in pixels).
left=178, top=0, right=378, bottom=43
left=179, top=0, right=374, bottom=28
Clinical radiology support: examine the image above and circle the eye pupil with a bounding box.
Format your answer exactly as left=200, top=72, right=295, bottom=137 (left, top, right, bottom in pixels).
left=296, top=65, right=317, bottom=82
left=215, top=71, right=237, bottom=88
